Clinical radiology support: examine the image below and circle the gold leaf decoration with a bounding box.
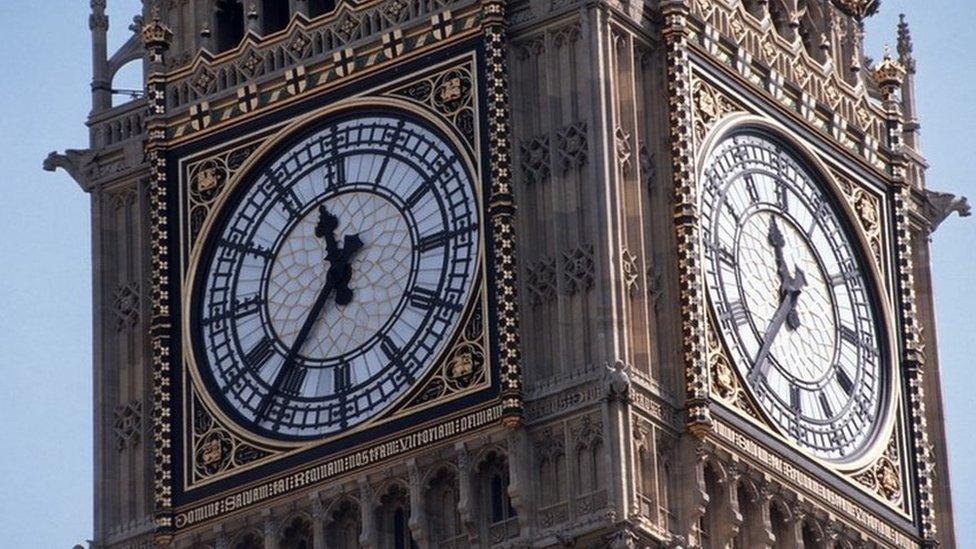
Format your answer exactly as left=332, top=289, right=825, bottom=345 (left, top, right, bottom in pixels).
left=692, top=78, right=742, bottom=146
left=852, top=434, right=904, bottom=506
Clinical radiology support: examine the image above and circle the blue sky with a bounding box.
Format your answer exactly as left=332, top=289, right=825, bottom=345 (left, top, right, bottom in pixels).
left=0, top=1, right=972, bottom=547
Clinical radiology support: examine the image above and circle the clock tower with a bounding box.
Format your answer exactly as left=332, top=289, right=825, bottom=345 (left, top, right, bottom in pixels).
left=47, top=0, right=966, bottom=547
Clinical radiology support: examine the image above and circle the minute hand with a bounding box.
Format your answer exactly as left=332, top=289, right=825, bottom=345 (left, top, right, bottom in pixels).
left=748, top=288, right=800, bottom=384
left=255, top=271, right=337, bottom=421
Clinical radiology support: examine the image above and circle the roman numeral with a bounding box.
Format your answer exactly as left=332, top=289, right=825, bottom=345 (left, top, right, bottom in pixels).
left=244, top=336, right=275, bottom=369
left=720, top=300, right=749, bottom=327
left=775, top=184, right=789, bottom=211
left=836, top=367, right=855, bottom=396
left=405, top=180, right=431, bottom=209
left=818, top=393, right=834, bottom=418
left=279, top=364, right=308, bottom=396
left=202, top=294, right=263, bottom=325
left=408, top=286, right=462, bottom=312
left=218, top=238, right=274, bottom=259
left=417, top=224, right=477, bottom=253
left=710, top=242, right=736, bottom=267
left=744, top=174, right=760, bottom=203
left=790, top=385, right=802, bottom=414
left=839, top=325, right=860, bottom=346
left=334, top=363, right=351, bottom=393
left=379, top=336, right=414, bottom=383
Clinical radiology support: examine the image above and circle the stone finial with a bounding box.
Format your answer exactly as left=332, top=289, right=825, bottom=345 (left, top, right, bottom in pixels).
left=873, top=47, right=906, bottom=93
left=897, top=13, right=916, bottom=73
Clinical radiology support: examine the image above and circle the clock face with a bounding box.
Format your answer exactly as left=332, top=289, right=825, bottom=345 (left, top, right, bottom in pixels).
left=191, top=112, right=480, bottom=439
left=700, top=132, right=886, bottom=461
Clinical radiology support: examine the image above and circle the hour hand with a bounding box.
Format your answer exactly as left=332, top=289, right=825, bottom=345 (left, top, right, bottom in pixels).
left=768, top=217, right=790, bottom=283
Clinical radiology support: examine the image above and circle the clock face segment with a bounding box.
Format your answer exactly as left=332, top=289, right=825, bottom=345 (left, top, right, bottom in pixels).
left=194, top=113, right=480, bottom=439
left=700, top=133, right=884, bottom=461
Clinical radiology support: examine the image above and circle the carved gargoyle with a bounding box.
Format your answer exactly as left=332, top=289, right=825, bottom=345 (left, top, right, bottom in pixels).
left=924, top=189, right=971, bottom=233
left=43, top=149, right=98, bottom=191
left=605, top=360, right=631, bottom=403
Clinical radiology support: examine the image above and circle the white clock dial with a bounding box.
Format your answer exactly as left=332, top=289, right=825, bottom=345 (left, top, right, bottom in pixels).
left=700, top=132, right=886, bottom=461
left=192, top=112, right=480, bottom=439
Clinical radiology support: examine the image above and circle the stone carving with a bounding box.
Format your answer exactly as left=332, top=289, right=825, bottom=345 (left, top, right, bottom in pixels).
left=706, top=317, right=761, bottom=420
left=556, top=122, right=588, bottom=173
left=561, top=244, right=595, bottom=295
left=646, top=262, right=664, bottom=310
left=605, top=360, right=631, bottom=402
left=186, top=141, right=262, bottom=247
left=388, top=62, right=476, bottom=148
left=853, top=436, right=904, bottom=506
left=620, top=249, right=640, bottom=297
left=236, top=47, right=264, bottom=78
left=190, top=390, right=275, bottom=482
left=402, top=300, right=489, bottom=410
left=638, top=142, right=655, bottom=194
left=692, top=78, right=741, bottom=145
left=519, top=135, right=551, bottom=185
left=924, top=189, right=971, bottom=232
left=42, top=149, right=98, bottom=190
left=113, top=400, right=142, bottom=451
left=834, top=172, right=885, bottom=269
left=571, top=415, right=603, bottom=449
left=614, top=126, right=633, bottom=174
left=112, top=282, right=141, bottom=332
left=525, top=256, right=557, bottom=305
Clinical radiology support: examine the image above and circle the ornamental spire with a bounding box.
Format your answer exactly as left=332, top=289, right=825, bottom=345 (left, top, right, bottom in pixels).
left=897, top=13, right=916, bottom=73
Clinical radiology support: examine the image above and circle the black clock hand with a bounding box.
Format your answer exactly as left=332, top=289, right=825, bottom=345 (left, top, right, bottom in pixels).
left=255, top=271, right=337, bottom=421
left=256, top=205, right=363, bottom=422
left=768, top=216, right=803, bottom=331
left=748, top=267, right=807, bottom=384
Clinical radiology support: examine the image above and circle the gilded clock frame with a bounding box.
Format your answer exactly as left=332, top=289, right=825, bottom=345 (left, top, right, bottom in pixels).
left=685, top=65, right=915, bottom=521
left=147, top=18, right=524, bottom=531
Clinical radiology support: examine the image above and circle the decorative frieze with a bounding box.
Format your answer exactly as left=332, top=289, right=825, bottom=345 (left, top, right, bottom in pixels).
left=524, top=256, right=557, bottom=305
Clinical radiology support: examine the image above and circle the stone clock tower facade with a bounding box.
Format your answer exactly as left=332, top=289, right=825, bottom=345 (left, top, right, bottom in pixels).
left=47, top=0, right=968, bottom=547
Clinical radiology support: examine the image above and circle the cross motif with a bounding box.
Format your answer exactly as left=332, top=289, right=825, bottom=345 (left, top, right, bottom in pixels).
left=382, top=29, right=405, bottom=59
left=236, top=83, right=259, bottom=113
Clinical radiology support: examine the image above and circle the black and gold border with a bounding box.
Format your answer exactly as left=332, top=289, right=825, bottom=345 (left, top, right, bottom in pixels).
left=149, top=14, right=524, bottom=532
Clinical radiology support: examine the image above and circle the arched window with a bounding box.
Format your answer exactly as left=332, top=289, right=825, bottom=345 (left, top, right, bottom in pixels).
left=770, top=501, right=793, bottom=549
left=657, top=450, right=675, bottom=532
left=376, top=484, right=416, bottom=549
left=215, top=0, right=244, bottom=52
left=700, top=463, right=724, bottom=549
left=425, top=467, right=462, bottom=543
left=802, top=520, right=822, bottom=549
left=477, top=451, right=517, bottom=543
left=324, top=499, right=361, bottom=548
left=281, top=516, right=312, bottom=549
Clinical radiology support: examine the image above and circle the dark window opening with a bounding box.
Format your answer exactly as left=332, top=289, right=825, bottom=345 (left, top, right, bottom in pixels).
left=489, top=473, right=516, bottom=523
left=309, top=0, right=336, bottom=17
left=215, top=0, right=244, bottom=52
left=263, top=0, right=290, bottom=34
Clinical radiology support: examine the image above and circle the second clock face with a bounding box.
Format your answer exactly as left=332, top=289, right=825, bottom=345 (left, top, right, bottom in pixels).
left=192, top=112, right=480, bottom=439
left=700, top=132, right=886, bottom=461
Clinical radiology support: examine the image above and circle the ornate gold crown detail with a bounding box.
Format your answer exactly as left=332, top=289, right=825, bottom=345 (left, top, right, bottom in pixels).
left=873, top=49, right=906, bottom=90
left=140, top=6, right=173, bottom=50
